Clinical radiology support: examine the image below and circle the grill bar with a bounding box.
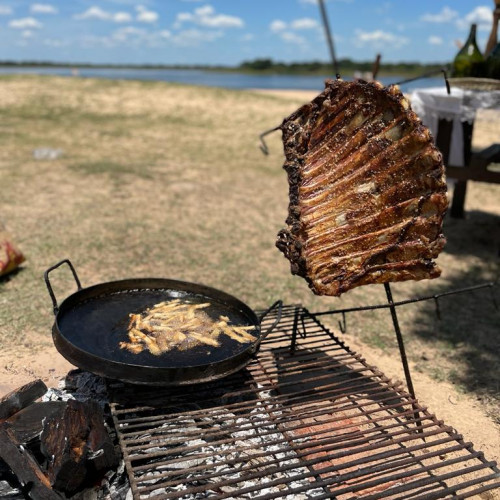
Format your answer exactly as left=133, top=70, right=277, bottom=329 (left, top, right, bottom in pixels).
left=113, top=379, right=407, bottom=438
left=110, top=305, right=500, bottom=499
left=121, top=392, right=415, bottom=450
left=132, top=414, right=439, bottom=483
left=134, top=430, right=463, bottom=492
left=114, top=366, right=391, bottom=426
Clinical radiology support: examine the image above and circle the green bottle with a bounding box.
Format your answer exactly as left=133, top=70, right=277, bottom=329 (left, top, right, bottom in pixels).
left=452, top=24, right=485, bottom=77
left=486, top=41, right=500, bottom=79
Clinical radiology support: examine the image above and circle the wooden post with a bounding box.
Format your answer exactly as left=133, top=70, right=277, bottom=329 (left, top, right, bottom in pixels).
left=318, top=0, right=339, bottom=76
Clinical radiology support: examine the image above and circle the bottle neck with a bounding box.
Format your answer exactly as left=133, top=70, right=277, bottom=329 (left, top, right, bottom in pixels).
left=467, top=24, right=477, bottom=43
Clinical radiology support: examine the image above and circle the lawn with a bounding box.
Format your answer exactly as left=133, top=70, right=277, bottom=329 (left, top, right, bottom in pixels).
left=0, top=75, right=499, bottom=422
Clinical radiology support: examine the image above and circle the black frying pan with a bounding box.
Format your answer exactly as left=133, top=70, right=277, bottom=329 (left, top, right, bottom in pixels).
left=44, top=260, right=281, bottom=386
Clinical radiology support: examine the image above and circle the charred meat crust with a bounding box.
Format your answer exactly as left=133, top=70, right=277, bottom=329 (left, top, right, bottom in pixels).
left=276, top=79, right=448, bottom=296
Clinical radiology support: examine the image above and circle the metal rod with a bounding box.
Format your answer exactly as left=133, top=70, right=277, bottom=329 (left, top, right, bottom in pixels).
left=136, top=430, right=459, bottom=494
left=310, top=281, right=497, bottom=317
left=130, top=408, right=431, bottom=475
left=384, top=283, right=422, bottom=435
left=259, top=125, right=280, bottom=155
left=318, top=0, right=339, bottom=76
left=393, top=67, right=449, bottom=87
left=442, top=68, right=451, bottom=95
left=290, top=306, right=300, bottom=353
left=122, top=385, right=414, bottom=451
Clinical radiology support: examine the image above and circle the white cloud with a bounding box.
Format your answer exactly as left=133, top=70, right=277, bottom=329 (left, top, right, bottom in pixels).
left=136, top=5, right=158, bottom=23
left=114, top=12, right=132, bottom=22
left=270, top=17, right=320, bottom=47
left=202, top=13, right=243, bottom=28
left=457, top=6, right=493, bottom=31
left=103, top=25, right=220, bottom=48
left=75, top=6, right=109, bottom=20
left=291, top=17, right=319, bottom=30
left=172, top=28, right=224, bottom=46
left=75, top=6, right=133, bottom=23
left=30, top=4, right=58, bottom=14
left=22, top=30, right=34, bottom=38
left=112, top=26, right=146, bottom=41
left=270, top=20, right=287, bottom=32
left=80, top=34, right=116, bottom=48
left=240, top=33, right=254, bottom=42
left=428, top=35, right=443, bottom=45
left=9, top=17, right=43, bottom=29
left=44, top=38, right=67, bottom=47
left=421, top=6, right=458, bottom=23
left=354, top=29, right=409, bottom=48
left=175, top=4, right=243, bottom=29
left=194, top=5, right=213, bottom=17
left=270, top=17, right=319, bottom=36
left=0, top=5, right=12, bottom=15
left=280, top=31, right=307, bottom=45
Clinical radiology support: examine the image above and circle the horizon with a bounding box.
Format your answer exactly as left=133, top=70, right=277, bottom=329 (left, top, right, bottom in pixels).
left=0, top=1, right=494, bottom=66
left=0, top=57, right=450, bottom=68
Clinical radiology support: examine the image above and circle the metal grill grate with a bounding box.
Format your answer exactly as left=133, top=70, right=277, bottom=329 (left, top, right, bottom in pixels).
left=109, top=304, right=500, bottom=499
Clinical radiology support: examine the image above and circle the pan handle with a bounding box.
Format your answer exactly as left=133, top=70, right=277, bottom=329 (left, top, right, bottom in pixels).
left=44, top=259, right=82, bottom=315
left=258, top=300, right=283, bottom=339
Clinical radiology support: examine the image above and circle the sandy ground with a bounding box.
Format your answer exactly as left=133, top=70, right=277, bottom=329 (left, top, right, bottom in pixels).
left=0, top=84, right=498, bottom=497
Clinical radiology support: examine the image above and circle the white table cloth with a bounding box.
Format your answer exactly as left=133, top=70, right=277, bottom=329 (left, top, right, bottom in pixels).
left=410, top=87, right=500, bottom=166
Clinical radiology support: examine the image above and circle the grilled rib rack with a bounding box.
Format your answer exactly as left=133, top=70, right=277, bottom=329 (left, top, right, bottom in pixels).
left=109, top=304, right=500, bottom=499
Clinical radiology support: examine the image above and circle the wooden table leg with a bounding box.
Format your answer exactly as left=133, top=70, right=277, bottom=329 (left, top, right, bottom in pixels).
left=451, top=121, right=475, bottom=218
left=450, top=180, right=467, bottom=218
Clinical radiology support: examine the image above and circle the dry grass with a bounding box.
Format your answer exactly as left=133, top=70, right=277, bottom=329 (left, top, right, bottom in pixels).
left=0, top=75, right=499, bottom=420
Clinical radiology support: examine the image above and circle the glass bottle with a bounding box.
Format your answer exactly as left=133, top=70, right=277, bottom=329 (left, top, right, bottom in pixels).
left=486, top=41, right=500, bottom=79
left=452, top=24, right=485, bottom=77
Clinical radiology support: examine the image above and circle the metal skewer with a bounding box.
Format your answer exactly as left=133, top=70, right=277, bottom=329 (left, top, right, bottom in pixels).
left=384, top=283, right=423, bottom=435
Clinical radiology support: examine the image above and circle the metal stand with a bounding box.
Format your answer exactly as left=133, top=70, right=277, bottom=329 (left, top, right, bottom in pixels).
left=288, top=281, right=498, bottom=433
left=383, top=283, right=417, bottom=400
left=384, top=283, right=422, bottom=433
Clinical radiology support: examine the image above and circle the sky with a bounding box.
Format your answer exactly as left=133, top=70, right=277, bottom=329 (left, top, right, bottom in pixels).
left=0, top=1, right=495, bottom=66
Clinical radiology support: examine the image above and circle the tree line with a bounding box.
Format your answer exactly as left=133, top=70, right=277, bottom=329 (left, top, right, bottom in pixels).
left=238, top=58, right=446, bottom=76
left=0, top=58, right=447, bottom=77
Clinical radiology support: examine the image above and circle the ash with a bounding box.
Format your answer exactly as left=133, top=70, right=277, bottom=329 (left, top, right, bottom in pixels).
left=125, top=384, right=325, bottom=499
left=43, top=370, right=109, bottom=407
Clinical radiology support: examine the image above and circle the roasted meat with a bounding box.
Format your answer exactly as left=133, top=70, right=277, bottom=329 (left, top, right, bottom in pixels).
left=276, top=79, right=447, bottom=296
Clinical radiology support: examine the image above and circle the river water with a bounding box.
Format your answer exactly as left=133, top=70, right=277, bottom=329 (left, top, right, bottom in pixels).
left=0, top=66, right=446, bottom=94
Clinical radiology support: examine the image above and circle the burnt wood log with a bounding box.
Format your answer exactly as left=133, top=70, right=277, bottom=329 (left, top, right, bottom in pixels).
left=40, top=399, right=118, bottom=494
left=0, top=423, right=62, bottom=500
left=6, top=402, right=66, bottom=444
left=0, top=380, right=48, bottom=421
